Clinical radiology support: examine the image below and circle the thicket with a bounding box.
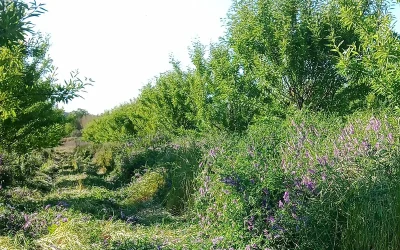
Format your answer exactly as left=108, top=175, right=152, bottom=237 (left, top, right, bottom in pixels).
left=1, top=0, right=400, bottom=249
left=80, top=0, right=400, bottom=248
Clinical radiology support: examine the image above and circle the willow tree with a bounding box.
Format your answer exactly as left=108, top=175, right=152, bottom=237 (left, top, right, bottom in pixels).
left=0, top=0, right=91, bottom=153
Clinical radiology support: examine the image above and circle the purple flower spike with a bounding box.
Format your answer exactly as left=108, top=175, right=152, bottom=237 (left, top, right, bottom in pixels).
left=317, top=155, right=328, bottom=166
left=268, top=216, right=275, bottom=224
left=388, top=133, right=394, bottom=144
left=283, top=191, right=290, bottom=203
left=278, top=200, right=284, bottom=208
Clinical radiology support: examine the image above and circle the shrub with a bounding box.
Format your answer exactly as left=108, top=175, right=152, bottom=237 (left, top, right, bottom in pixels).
left=192, top=110, right=400, bottom=249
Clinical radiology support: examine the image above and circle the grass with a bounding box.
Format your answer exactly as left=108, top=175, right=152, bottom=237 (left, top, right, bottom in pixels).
left=1, top=110, right=400, bottom=249
left=0, top=138, right=203, bottom=250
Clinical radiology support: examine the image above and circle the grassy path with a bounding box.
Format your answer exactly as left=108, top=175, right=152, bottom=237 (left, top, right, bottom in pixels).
left=0, top=142, right=199, bottom=250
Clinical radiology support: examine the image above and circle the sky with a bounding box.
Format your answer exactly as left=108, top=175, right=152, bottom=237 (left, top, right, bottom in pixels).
left=31, top=1, right=400, bottom=115
left=32, top=0, right=233, bottom=114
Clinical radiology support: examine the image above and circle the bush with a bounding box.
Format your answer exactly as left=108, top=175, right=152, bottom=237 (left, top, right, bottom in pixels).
left=192, top=110, right=400, bottom=249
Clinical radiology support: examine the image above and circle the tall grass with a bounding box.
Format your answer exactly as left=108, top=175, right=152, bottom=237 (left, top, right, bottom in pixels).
left=192, top=110, right=400, bottom=249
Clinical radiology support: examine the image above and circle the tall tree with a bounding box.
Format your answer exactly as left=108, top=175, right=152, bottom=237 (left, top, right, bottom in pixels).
left=0, top=0, right=91, bottom=152
left=226, top=0, right=399, bottom=112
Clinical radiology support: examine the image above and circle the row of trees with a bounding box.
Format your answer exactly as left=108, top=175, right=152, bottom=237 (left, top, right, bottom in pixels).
left=0, top=0, right=92, bottom=153
left=83, top=0, right=400, bottom=143
left=1, top=0, right=398, bottom=147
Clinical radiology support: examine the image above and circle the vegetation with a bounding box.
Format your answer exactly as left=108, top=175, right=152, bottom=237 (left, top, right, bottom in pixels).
left=1, top=0, right=400, bottom=249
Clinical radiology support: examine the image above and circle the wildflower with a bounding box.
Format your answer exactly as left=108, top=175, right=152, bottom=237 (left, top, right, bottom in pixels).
left=388, top=133, right=394, bottom=144
left=302, top=176, right=315, bottom=191
left=321, top=173, right=326, bottom=181
left=222, top=189, right=230, bottom=195
left=334, top=147, right=340, bottom=158
left=362, top=140, right=371, bottom=151
left=44, top=204, right=51, bottom=210
left=283, top=191, right=290, bottom=203
left=347, top=124, right=355, bottom=134
left=264, top=229, right=272, bottom=239
left=199, top=187, right=205, bottom=196
left=209, top=148, right=217, bottom=158
left=212, top=236, right=223, bottom=245
left=62, top=218, right=68, bottom=223
left=278, top=200, right=284, bottom=208
left=367, top=117, right=381, bottom=132
left=317, top=155, right=328, bottom=166
left=221, top=176, right=238, bottom=187
left=23, top=214, right=31, bottom=230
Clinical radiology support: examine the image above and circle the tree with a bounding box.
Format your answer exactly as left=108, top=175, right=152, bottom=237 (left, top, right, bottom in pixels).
left=0, top=0, right=92, bottom=153
left=329, top=0, right=400, bottom=109
left=226, top=0, right=399, bottom=112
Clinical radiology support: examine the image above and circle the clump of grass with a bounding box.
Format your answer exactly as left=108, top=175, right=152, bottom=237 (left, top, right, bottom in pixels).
left=0, top=236, right=23, bottom=250
left=92, top=144, right=115, bottom=174
left=121, top=170, right=166, bottom=206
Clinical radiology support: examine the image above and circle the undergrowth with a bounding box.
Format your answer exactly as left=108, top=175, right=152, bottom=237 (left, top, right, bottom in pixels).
left=1, top=110, right=400, bottom=249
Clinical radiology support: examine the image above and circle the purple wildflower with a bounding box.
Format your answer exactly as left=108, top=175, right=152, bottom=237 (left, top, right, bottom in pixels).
left=334, top=147, right=340, bottom=158
left=199, top=187, right=205, bottom=196
left=211, top=236, right=223, bottom=245
left=367, top=117, right=381, bottom=132
left=302, top=176, right=316, bottom=191
left=23, top=214, right=30, bottom=230
left=317, top=155, right=328, bottom=166
left=221, top=176, right=238, bottom=187
left=268, top=216, right=275, bottom=224
left=348, top=124, right=355, bottom=134
left=388, top=133, right=394, bottom=144
left=278, top=200, right=284, bottom=208
left=209, top=148, right=216, bottom=158
left=362, top=140, right=371, bottom=151
left=283, top=191, right=290, bottom=203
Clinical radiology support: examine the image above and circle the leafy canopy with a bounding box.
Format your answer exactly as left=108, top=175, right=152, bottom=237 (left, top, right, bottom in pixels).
left=0, top=0, right=92, bottom=152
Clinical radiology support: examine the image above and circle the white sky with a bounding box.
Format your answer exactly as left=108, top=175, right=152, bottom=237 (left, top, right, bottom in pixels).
left=32, top=0, right=232, bottom=114
left=31, top=1, right=400, bottom=115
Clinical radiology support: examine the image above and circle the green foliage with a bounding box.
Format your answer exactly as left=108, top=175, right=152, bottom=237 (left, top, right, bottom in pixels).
left=92, top=144, right=115, bottom=173
left=2, top=0, right=400, bottom=249
left=0, top=0, right=92, bottom=153
left=226, top=0, right=400, bottom=112
left=65, top=109, right=95, bottom=137
left=330, top=0, right=400, bottom=108
left=192, top=109, right=400, bottom=249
